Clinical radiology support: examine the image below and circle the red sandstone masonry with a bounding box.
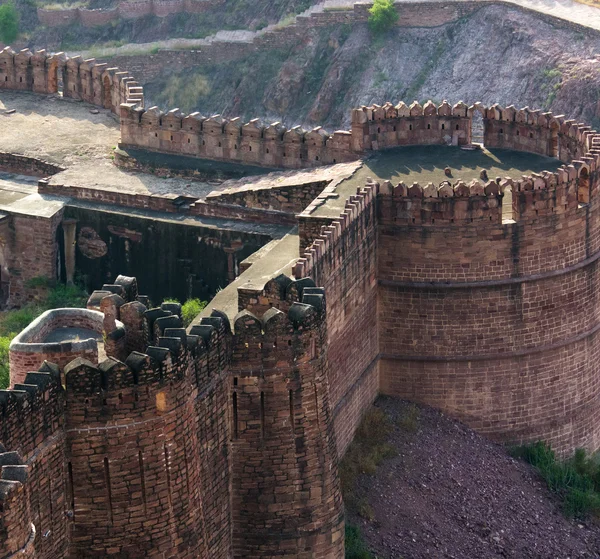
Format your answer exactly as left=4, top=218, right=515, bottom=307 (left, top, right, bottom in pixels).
left=294, top=185, right=379, bottom=455
left=0, top=47, right=143, bottom=115
left=374, top=118, right=600, bottom=456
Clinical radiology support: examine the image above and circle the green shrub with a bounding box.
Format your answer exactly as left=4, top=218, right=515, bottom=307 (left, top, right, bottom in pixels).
left=161, top=297, right=207, bottom=327
left=0, top=336, right=11, bottom=389
left=511, top=441, right=600, bottom=517
left=345, top=524, right=374, bottom=559
left=0, top=3, right=19, bottom=44
left=181, top=298, right=206, bottom=326
left=368, top=0, right=398, bottom=35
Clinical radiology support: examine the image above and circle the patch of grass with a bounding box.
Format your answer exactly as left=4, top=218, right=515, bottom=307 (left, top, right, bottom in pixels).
left=511, top=441, right=600, bottom=517
left=398, top=403, right=420, bottom=433
left=345, top=524, right=374, bottom=559
left=339, top=407, right=396, bottom=508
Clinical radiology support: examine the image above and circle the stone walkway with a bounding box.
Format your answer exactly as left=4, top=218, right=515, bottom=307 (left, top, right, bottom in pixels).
left=76, top=0, right=600, bottom=60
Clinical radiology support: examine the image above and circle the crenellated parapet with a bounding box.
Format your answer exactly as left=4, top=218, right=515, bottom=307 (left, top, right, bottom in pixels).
left=294, top=182, right=378, bottom=282
left=119, top=103, right=358, bottom=170
left=0, top=46, right=143, bottom=114
left=229, top=277, right=344, bottom=558
left=0, top=450, right=35, bottom=559
left=351, top=100, right=472, bottom=151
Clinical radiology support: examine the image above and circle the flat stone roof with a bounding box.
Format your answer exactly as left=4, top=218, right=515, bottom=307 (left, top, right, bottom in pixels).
left=0, top=172, right=65, bottom=216
left=310, top=145, right=561, bottom=217
left=194, top=228, right=300, bottom=323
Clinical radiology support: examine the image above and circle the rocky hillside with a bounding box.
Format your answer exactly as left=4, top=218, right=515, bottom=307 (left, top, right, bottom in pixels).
left=140, top=4, right=600, bottom=130
left=350, top=397, right=600, bottom=558
left=17, top=0, right=321, bottom=49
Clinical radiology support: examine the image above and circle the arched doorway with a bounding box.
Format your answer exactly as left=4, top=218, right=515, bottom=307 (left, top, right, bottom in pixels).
left=471, top=109, right=485, bottom=146
left=550, top=122, right=559, bottom=158
left=578, top=167, right=590, bottom=205
left=103, top=75, right=112, bottom=110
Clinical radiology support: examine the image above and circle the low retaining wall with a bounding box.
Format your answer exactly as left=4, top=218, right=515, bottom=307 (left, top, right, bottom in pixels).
left=0, top=153, right=64, bottom=177
left=37, top=0, right=224, bottom=27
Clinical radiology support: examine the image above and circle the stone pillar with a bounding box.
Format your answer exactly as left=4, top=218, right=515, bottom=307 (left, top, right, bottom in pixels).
left=62, top=219, right=77, bottom=285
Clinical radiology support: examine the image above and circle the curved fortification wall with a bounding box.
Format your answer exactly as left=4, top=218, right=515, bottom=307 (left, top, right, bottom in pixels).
left=0, top=47, right=143, bottom=114
left=0, top=275, right=343, bottom=559
left=296, top=101, right=600, bottom=456
left=8, top=309, right=116, bottom=387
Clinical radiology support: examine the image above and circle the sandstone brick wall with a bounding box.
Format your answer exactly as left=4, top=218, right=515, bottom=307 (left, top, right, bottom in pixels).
left=39, top=178, right=298, bottom=226
left=0, top=153, right=64, bottom=177
left=351, top=100, right=471, bottom=150
left=375, top=129, right=600, bottom=455
left=5, top=210, right=64, bottom=308
left=0, top=273, right=343, bottom=559
left=9, top=309, right=106, bottom=386
left=120, top=104, right=358, bottom=170
left=0, top=47, right=143, bottom=115
left=230, top=291, right=344, bottom=558
left=0, top=368, right=69, bottom=559
left=37, top=0, right=221, bottom=27
left=205, top=179, right=330, bottom=214
left=294, top=185, right=379, bottom=455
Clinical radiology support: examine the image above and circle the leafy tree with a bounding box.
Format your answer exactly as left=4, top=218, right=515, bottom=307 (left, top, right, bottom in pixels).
left=0, top=3, right=19, bottom=45
left=368, top=0, right=398, bottom=35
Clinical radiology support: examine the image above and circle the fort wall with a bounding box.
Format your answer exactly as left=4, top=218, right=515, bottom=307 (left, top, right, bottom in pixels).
left=37, top=0, right=222, bottom=27
left=0, top=274, right=343, bottom=558
left=3, top=209, right=65, bottom=308
left=0, top=153, right=64, bottom=178
left=294, top=186, right=379, bottom=455
left=230, top=289, right=344, bottom=558
left=119, top=104, right=358, bottom=170
left=0, top=47, right=143, bottom=115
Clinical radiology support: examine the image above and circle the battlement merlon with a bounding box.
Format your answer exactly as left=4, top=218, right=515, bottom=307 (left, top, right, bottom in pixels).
left=0, top=449, right=34, bottom=559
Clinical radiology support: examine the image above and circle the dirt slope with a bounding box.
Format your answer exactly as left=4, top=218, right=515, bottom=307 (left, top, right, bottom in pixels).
left=350, top=397, right=600, bottom=559
left=142, top=4, right=600, bottom=130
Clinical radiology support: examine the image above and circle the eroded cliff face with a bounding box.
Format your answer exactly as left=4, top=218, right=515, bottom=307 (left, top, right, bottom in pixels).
left=143, top=4, right=600, bottom=130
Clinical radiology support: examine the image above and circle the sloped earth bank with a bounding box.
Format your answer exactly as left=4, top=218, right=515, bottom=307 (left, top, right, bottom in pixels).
left=350, top=397, right=600, bottom=558
left=141, top=4, right=600, bottom=130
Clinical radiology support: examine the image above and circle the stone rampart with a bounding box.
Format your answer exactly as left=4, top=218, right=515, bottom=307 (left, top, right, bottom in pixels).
left=8, top=308, right=111, bottom=387
left=294, top=99, right=600, bottom=456
left=119, top=105, right=358, bottom=170
left=0, top=274, right=344, bottom=558
left=0, top=47, right=143, bottom=115
left=294, top=185, right=379, bottom=455
left=0, top=153, right=64, bottom=177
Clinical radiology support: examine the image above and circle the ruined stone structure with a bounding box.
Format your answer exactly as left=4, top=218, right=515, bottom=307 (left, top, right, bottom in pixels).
left=0, top=47, right=143, bottom=114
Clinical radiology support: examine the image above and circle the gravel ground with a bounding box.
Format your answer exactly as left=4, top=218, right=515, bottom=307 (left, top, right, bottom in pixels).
left=350, top=397, right=600, bottom=559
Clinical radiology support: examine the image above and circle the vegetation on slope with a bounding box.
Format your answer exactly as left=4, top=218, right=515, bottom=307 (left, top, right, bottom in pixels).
left=0, top=2, right=19, bottom=43
left=340, top=405, right=414, bottom=558
left=368, top=0, right=398, bottom=35
left=512, top=442, right=600, bottom=518
left=0, top=280, right=88, bottom=389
